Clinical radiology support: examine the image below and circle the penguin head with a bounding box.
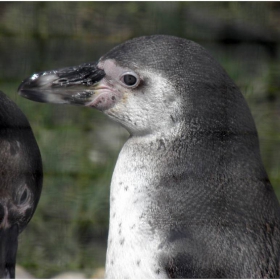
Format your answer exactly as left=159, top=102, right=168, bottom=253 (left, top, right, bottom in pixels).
left=0, top=91, right=43, bottom=278
left=18, top=35, right=256, bottom=137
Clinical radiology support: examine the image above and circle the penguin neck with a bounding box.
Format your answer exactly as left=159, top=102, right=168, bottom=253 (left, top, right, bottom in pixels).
left=109, top=122, right=185, bottom=201
left=110, top=117, right=263, bottom=207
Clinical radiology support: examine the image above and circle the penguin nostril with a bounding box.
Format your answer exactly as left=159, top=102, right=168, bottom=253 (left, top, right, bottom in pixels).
left=53, top=78, right=69, bottom=86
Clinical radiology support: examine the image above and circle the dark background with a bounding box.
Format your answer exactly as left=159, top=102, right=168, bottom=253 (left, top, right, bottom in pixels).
left=0, top=2, right=280, bottom=278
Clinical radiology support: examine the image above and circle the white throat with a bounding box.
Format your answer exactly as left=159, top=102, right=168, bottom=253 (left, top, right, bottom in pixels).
left=105, top=130, right=181, bottom=278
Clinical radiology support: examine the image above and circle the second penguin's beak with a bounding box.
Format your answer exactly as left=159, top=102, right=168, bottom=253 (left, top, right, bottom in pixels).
left=0, top=225, right=18, bottom=279
left=18, top=63, right=106, bottom=106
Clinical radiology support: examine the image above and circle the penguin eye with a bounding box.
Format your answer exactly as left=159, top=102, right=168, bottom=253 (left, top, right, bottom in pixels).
left=120, top=72, right=139, bottom=87
left=16, top=185, right=30, bottom=206
left=20, top=189, right=28, bottom=204
left=123, top=75, right=137, bottom=86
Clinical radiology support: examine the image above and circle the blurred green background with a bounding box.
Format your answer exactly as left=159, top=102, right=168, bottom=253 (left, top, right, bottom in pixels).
left=0, top=2, right=280, bottom=278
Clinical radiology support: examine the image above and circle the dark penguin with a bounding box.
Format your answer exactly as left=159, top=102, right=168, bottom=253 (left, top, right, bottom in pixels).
left=0, top=91, right=42, bottom=278
left=18, top=35, right=280, bottom=278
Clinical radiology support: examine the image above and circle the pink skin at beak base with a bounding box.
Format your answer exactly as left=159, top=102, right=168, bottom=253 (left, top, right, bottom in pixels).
left=86, top=59, right=126, bottom=111
left=86, top=83, right=121, bottom=111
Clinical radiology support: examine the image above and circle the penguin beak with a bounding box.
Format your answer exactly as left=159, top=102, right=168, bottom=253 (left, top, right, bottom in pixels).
left=18, top=63, right=106, bottom=106
left=0, top=225, right=18, bottom=279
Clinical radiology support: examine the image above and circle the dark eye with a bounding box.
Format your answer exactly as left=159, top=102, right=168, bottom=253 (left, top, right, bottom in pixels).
left=16, top=185, right=30, bottom=206
left=20, top=189, right=28, bottom=204
left=121, top=72, right=140, bottom=87
left=123, top=74, right=137, bottom=86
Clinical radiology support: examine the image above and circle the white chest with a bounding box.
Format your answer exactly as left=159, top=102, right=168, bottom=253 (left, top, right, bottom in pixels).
left=105, top=142, right=167, bottom=278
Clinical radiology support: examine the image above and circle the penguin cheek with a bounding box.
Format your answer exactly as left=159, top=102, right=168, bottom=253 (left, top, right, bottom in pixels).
left=88, top=89, right=121, bottom=111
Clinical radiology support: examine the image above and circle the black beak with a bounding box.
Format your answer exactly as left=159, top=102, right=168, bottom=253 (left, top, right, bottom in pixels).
left=18, top=62, right=105, bottom=105
left=0, top=225, right=18, bottom=279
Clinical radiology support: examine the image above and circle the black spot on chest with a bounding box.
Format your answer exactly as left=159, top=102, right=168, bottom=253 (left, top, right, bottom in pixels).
left=155, top=268, right=161, bottom=275
left=157, top=139, right=166, bottom=151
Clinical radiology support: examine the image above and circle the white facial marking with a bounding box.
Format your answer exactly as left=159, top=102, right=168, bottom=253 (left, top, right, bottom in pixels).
left=98, top=59, right=141, bottom=86
left=98, top=59, right=181, bottom=136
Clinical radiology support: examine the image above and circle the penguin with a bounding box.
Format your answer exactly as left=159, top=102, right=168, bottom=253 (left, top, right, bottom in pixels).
left=18, top=35, right=280, bottom=278
left=0, top=91, right=43, bottom=278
